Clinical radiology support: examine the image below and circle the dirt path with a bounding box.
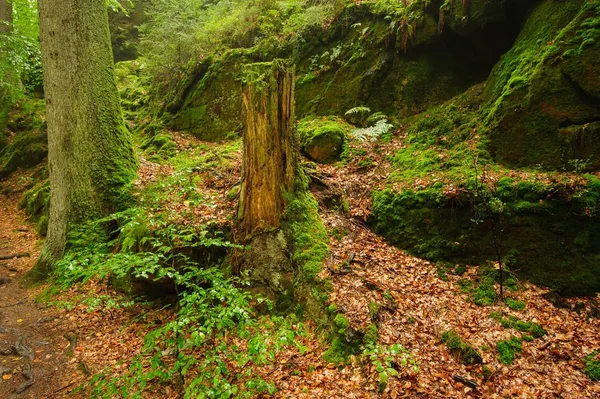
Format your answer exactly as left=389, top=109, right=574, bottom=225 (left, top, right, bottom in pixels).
left=0, top=194, right=75, bottom=398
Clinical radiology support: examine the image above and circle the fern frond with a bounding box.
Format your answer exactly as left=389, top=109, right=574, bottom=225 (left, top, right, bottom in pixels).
left=351, top=119, right=394, bottom=142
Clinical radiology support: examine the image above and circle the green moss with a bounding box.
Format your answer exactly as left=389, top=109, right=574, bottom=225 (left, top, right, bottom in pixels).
left=19, top=180, right=50, bottom=220
left=483, top=0, right=600, bottom=169
left=364, top=323, right=378, bottom=347
left=322, top=338, right=355, bottom=365
left=285, top=189, right=329, bottom=282
left=170, top=50, right=251, bottom=141
left=584, top=351, right=600, bottom=381
left=505, top=298, right=526, bottom=311
left=297, top=116, right=349, bottom=164
left=334, top=313, right=349, bottom=332
left=368, top=301, right=381, bottom=322
left=496, top=336, right=523, bottom=365
left=495, top=315, right=546, bottom=339
left=37, top=215, right=49, bottom=237
left=441, top=330, right=482, bottom=365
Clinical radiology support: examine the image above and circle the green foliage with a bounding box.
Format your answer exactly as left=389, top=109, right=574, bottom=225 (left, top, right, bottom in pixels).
left=139, top=0, right=344, bottom=99
left=441, top=330, right=482, bottom=365
left=496, top=336, right=523, bottom=365
left=584, top=351, right=600, bottom=381
left=351, top=119, right=394, bottom=143
left=0, top=0, right=42, bottom=100
left=363, top=342, right=418, bottom=393
left=51, top=206, right=312, bottom=397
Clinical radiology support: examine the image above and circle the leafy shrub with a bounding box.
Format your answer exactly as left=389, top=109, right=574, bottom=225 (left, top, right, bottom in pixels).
left=51, top=208, right=311, bottom=397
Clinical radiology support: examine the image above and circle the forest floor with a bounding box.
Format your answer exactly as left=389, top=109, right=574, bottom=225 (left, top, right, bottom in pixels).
left=0, top=131, right=599, bottom=398
left=0, top=188, right=75, bottom=399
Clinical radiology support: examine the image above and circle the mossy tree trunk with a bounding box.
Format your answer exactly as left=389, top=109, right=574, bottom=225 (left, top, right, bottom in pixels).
left=236, top=60, right=298, bottom=298
left=33, top=0, right=136, bottom=277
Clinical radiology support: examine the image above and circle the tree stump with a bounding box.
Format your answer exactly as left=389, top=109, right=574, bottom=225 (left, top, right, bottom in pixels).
left=236, top=60, right=297, bottom=298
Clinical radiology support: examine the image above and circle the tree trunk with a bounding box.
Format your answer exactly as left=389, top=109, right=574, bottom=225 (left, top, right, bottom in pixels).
left=0, top=0, right=11, bottom=33
left=236, top=60, right=297, bottom=297
left=33, top=0, right=136, bottom=277
left=0, top=0, right=13, bottom=133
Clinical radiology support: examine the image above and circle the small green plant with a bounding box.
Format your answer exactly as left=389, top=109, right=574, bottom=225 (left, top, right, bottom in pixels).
left=363, top=343, right=419, bottom=393
left=496, top=336, right=523, bottom=365
left=351, top=119, right=394, bottom=142
left=441, top=330, right=482, bottom=365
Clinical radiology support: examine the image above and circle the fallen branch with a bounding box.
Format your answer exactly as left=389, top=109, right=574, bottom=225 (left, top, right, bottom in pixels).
left=0, top=252, right=30, bottom=261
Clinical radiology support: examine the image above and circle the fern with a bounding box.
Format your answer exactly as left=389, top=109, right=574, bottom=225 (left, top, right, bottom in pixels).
left=351, top=119, right=394, bottom=142
left=344, top=106, right=372, bottom=127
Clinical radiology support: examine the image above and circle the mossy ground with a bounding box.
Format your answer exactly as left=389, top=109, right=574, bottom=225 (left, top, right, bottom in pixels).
left=441, top=329, right=482, bottom=365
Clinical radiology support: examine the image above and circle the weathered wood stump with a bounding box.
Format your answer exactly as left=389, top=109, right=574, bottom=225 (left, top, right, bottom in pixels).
left=236, top=60, right=297, bottom=298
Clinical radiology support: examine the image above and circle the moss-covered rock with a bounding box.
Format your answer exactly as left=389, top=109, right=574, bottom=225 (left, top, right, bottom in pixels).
left=371, top=177, right=600, bottom=295
left=0, top=99, right=47, bottom=178
left=170, top=50, right=252, bottom=141
left=484, top=0, right=600, bottom=170
left=298, top=117, right=348, bottom=164
left=444, top=0, right=507, bottom=36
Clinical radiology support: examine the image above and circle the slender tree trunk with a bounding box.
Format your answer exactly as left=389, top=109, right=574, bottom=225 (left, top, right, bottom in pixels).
left=236, top=60, right=297, bottom=297
left=0, top=0, right=13, bottom=132
left=0, top=0, right=12, bottom=33
left=33, top=0, right=136, bottom=277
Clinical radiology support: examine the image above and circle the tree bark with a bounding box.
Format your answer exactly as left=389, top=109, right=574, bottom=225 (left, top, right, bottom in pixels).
left=33, top=0, right=136, bottom=277
left=236, top=60, right=297, bottom=296
left=0, top=0, right=12, bottom=34
left=238, top=60, right=296, bottom=240
left=0, top=0, right=13, bottom=133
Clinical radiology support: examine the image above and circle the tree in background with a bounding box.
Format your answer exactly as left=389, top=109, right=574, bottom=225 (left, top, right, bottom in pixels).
left=0, top=0, right=14, bottom=134
left=33, top=0, right=136, bottom=277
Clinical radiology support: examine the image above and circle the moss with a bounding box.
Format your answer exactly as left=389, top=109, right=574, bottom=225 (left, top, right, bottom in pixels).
left=496, top=336, right=523, bottom=365
left=495, top=315, right=546, bottom=339
left=584, top=351, right=600, bottom=381
left=483, top=0, right=600, bottom=169
left=297, top=116, right=350, bottom=164
left=170, top=50, right=250, bottom=141
left=19, top=180, right=50, bottom=220
left=285, top=189, right=329, bottom=282
left=364, top=323, right=378, bottom=347
left=140, top=132, right=177, bottom=162
left=505, top=298, right=526, bottom=311
left=371, top=175, right=600, bottom=295
left=441, top=330, right=483, bottom=365
left=322, top=337, right=355, bottom=365
left=37, top=215, right=49, bottom=237
left=368, top=301, right=381, bottom=322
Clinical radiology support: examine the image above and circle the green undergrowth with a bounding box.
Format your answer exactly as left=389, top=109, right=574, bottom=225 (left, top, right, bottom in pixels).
left=584, top=351, right=600, bottom=381
left=0, top=98, right=47, bottom=178
left=441, top=330, right=482, bottom=365
left=488, top=313, right=547, bottom=341
left=496, top=336, right=523, bottom=365
left=45, top=206, right=311, bottom=398
left=456, top=263, right=518, bottom=306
